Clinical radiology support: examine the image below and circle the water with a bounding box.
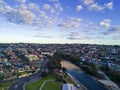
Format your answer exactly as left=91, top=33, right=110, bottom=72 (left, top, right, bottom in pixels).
left=68, top=69, right=107, bottom=90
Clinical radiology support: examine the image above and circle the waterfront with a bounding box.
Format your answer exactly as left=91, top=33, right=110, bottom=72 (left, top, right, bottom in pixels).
left=61, top=60, right=107, bottom=90
left=68, top=69, right=107, bottom=90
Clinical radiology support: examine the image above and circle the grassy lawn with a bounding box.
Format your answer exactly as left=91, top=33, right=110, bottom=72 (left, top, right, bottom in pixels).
left=0, top=87, right=8, bottom=90
left=0, top=82, right=12, bottom=90
left=42, top=81, right=61, bottom=90
left=25, top=76, right=62, bottom=90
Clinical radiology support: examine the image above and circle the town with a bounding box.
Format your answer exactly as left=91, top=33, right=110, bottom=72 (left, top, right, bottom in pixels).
left=0, top=43, right=120, bottom=90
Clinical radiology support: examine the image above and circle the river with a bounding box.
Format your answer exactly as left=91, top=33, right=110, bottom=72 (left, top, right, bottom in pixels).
left=68, top=69, right=107, bottom=90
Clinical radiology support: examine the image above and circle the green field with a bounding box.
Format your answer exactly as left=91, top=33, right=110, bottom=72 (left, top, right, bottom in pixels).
left=42, top=81, right=61, bottom=90
left=25, top=76, right=62, bottom=90
left=0, top=82, right=12, bottom=90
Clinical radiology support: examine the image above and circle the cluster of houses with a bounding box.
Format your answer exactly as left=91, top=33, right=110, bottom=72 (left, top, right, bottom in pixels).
left=0, top=43, right=120, bottom=81
left=56, top=44, right=120, bottom=72
left=0, top=44, right=54, bottom=80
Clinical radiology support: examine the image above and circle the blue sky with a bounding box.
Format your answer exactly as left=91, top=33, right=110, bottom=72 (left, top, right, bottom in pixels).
left=0, top=0, right=120, bottom=45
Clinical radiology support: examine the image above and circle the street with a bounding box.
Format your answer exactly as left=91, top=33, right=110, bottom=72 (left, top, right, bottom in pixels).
left=9, top=58, right=47, bottom=90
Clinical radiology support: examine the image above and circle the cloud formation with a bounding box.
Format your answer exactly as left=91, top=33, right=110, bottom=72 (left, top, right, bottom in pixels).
left=0, top=0, right=64, bottom=27
left=17, top=0, right=26, bottom=3
left=76, top=5, right=83, bottom=11
left=100, top=19, right=111, bottom=28
left=67, top=32, right=81, bottom=40
left=58, top=17, right=82, bottom=28
left=101, top=27, right=120, bottom=35
left=82, top=0, right=94, bottom=5
left=105, top=1, right=113, bottom=10
left=81, top=0, right=113, bottom=11
left=89, top=3, right=103, bottom=11
left=43, top=4, right=51, bottom=10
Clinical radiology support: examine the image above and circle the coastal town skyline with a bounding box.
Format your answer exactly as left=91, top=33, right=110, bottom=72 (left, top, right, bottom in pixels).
left=0, top=0, right=120, bottom=45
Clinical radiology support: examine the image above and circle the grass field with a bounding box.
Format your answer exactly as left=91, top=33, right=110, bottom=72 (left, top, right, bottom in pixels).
left=0, top=82, right=12, bottom=90
left=25, top=76, right=62, bottom=90
left=42, top=81, right=61, bottom=90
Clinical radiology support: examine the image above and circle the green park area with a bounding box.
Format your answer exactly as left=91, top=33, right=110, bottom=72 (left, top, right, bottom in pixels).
left=25, top=76, right=62, bottom=90
left=0, top=82, right=12, bottom=90
left=42, top=80, right=61, bottom=90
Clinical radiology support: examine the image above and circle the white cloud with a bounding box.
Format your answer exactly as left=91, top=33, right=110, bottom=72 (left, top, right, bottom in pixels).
left=0, top=0, right=60, bottom=27
left=69, top=17, right=82, bottom=28
left=34, top=11, right=56, bottom=27
left=50, top=7, right=56, bottom=13
left=76, top=5, right=83, bottom=11
left=54, top=3, right=60, bottom=9
left=28, top=3, right=40, bottom=11
left=101, top=26, right=120, bottom=35
left=89, top=3, right=103, bottom=11
left=54, top=3, right=63, bottom=13
left=17, top=0, right=26, bottom=3
left=6, top=9, right=36, bottom=24
left=19, top=9, right=36, bottom=24
left=109, top=27, right=120, bottom=32
left=43, top=3, right=60, bottom=14
left=58, top=17, right=82, bottom=28
left=5, top=5, right=12, bottom=11
left=81, top=0, right=113, bottom=11
left=0, top=0, right=10, bottom=13
left=105, top=2, right=113, bottom=10
left=46, top=20, right=53, bottom=25
left=39, top=11, right=48, bottom=19
left=82, top=0, right=103, bottom=11
left=20, top=4, right=27, bottom=10
left=84, top=21, right=99, bottom=32
left=69, top=17, right=82, bottom=22
left=100, top=19, right=111, bottom=28
left=58, top=7, right=63, bottom=12
left=82, top=0, right=94, bottom=5
left=43, top=4, right=51, bottom=10
left=58, top=22, right=71, bottom=28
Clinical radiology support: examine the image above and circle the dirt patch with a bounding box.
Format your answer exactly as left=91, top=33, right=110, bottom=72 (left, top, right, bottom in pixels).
left=60, top=60, right=80, bottom=70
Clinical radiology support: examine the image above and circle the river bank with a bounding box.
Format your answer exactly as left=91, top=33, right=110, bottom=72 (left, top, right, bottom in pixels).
left=60, top=60, right=80, bottom=70
left=60, top=60, right=108, bottom=90
left=60, top=60, right=87, bottom=90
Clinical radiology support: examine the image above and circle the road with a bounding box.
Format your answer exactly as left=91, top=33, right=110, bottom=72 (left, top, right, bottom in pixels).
left=9, top=58, right=48, bottom=90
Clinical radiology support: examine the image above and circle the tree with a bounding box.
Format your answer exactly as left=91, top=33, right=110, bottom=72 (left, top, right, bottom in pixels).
left=47, top=54, right=62, bottom=73
left=62, top=67, right=67, bottom=72
left=41, top=71, right=48, bottom=77
left=0, top=73, right=4, bottom=81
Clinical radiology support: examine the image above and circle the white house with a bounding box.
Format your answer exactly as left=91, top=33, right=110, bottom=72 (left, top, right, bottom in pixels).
left=62, top=84, right=76, bottom=90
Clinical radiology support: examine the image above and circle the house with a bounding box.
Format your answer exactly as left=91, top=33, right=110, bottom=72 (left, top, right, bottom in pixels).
left=0, top=61, right=3, bottom=71
left=41, top=52, right=54, bottom=56
left=2, top=58, right=8, bottom=62
left=62, top=84, right=76, bottom=90
left=25, top=54, right=39, bottom=61
left=5, top=62, right=12, bottom=66
left=16, top=65, right=25, bottom=72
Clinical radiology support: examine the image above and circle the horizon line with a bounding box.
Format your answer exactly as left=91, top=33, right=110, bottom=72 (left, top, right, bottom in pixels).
left=0, top=42, right=120, bottom=46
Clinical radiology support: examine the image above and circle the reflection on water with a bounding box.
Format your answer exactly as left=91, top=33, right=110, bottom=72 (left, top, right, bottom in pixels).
left=68, top=69, right=107, bottom=90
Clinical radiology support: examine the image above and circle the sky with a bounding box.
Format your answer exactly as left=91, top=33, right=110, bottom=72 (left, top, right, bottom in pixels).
left=0, top=0, right=120, bottom=45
